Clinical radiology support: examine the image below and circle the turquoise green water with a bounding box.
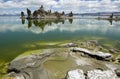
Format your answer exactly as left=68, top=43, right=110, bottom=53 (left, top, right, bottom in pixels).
left=0, top=16, right=120, bottom=61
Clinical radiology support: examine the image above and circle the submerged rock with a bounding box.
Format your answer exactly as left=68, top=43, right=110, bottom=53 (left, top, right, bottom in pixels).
left=86, top=40, right=98, bottom=48
left=109, top=49, right=117, bottom=53
left=60, top=43, right=78, bottom=47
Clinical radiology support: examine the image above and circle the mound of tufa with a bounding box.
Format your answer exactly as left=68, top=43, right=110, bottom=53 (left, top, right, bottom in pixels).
left=87, top=69, right=118, bottom=79
left=67, top=69, right=85, bottom=79
left=70, top=47, right=112, bottom=61
left=66, top=69, right=119, bottom=79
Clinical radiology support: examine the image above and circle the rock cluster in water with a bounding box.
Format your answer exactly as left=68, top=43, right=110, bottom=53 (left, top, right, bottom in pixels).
left=21, top=5, right=73, bottom=19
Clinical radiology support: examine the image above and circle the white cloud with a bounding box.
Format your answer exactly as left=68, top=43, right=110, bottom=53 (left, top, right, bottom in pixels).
left=0, top=0, right=120, bottom=14
left=0, top=0, right=3, bottom=2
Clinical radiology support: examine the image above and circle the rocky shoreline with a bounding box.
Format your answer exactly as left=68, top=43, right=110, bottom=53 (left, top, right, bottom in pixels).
left=4, top=40, right=120, bottom=79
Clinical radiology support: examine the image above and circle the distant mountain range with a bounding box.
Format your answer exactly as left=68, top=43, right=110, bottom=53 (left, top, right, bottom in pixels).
left=1, top=12, right=120, bottom=16
left=76, top=12, right=120, bottom=16
left=0, top=14, right=20, bottom=16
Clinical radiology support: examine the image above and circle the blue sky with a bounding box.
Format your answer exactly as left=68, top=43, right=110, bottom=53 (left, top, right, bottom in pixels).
left=0, top=0, right=120, bottom=15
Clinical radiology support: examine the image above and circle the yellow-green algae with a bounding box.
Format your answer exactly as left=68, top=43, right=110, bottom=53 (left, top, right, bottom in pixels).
left=0, top=61, right=9, bottom=79
left=17, top=49, right=42, bottom=58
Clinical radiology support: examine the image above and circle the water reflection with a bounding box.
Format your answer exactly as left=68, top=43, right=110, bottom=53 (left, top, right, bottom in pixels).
left=22, top=18, right=119, bottom=31
left=105, top=19, right=120, bottom=25
left=1, top=17, right=119, bottom=35
left=21, top=18, right=25, bottom=24
left=108, top=20, right=113, bottom=25
left=28, top=19, right=32, bottom=28
left=97, top=17, right=120, bottom=25
left=68, top=19, right=73, bottom=24
left=0, top=17, right=120, bottom=34
left=25, top=19, right=68, bottom=31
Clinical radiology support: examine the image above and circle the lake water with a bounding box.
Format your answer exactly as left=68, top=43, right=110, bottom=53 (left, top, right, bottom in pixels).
left=0, top=16, right=120, bottom=77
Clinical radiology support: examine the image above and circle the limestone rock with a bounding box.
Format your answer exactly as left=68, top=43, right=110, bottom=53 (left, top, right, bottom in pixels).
left=66, top=69, right=85, bottom=79
left=109, top=49, right=117, bottom=53
left=87, top=69, right=118, bottom=79
left=66, top=69, right=119, bottom=79
left=95, top=51, right=112, bottom=60
left=7, top=51, right=54, bottom=79
left=70, top=47, right=112, bottom=60
left=115, top=69, right=120, bottom=77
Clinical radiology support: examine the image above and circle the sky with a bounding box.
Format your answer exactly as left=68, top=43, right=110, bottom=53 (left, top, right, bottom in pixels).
left=0, top=0, right=120, bottom=15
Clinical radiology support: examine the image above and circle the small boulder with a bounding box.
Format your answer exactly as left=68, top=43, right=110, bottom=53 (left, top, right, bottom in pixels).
left=70, top=47, right=112, bottom=60
left=86, top=40, right=98, bottom=47
left=109, top=49, right=116, bottom=53
left=115, top=69, right=120, bottom=77
left=66, top=69, right=85, bottom=79
left=67, top=43, right=78, bottom=47
left=60, top=43, right=78, bottom=47
left=95, top=51, right=112, bottom=60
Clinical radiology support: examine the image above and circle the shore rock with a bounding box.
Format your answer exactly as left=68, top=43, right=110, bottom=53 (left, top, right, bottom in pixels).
left=109, top=48, right=118, bottom=53
left=7, top=51, right=54, bottom=79
left=66, top=69, right=85, bottom=79
left=8, top=52, right=53, bottom=70
left=115, top=69, right=120, bottom=77
left=66, top=69, right=119, bottom=79
left=70, top=47, right=112, bottom=60
left=87, top=69, right=118, bottom=79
